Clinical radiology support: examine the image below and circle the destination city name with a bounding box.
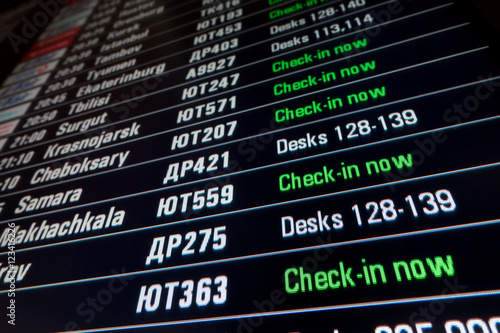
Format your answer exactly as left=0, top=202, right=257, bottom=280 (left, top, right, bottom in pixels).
left=0, top=206, right=125, bottom=247
left=99, top=29, right=149, bottom=53
left=76, top=63, right=165, bottom=97
left=32, top=150, right=130, bottom=184
left=43, top=122, right=140, bottom=159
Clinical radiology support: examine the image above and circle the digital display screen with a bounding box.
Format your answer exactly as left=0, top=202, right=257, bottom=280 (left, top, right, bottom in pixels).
left=0, top=0, right=499, bottom=332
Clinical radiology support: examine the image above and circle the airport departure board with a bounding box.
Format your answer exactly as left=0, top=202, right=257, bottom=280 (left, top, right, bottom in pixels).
left=0, top=0, right=499, bottom=332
